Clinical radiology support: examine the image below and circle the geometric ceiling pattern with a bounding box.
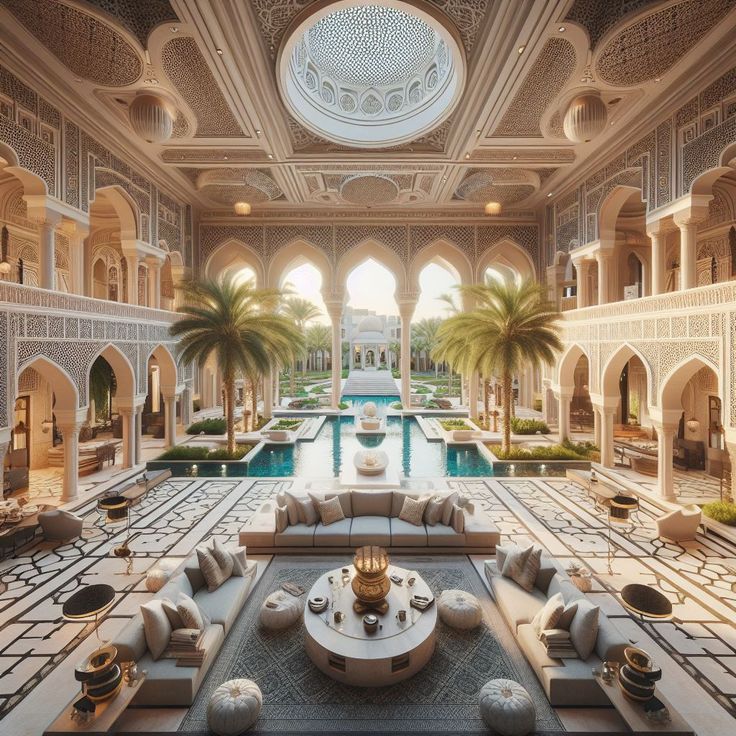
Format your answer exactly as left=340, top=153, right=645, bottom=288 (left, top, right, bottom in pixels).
left=1, top=0, right=734, bottom=215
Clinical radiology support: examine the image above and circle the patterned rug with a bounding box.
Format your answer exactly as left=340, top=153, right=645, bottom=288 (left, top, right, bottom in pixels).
left=178, top=556, right=564, bottom=733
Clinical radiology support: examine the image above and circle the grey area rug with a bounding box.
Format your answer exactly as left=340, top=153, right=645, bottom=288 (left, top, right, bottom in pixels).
left=178, top=556, right=564, bottom=733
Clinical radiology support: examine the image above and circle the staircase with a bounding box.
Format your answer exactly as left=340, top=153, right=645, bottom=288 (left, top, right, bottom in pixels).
left=342, top=370, right=400, bottom=396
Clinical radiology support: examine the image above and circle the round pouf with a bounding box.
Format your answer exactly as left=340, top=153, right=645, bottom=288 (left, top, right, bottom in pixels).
left=259, top=590, right=303, bottom=630
left=145, top=568, right=170, bottom=593
left=438, top=589, right=483, bottom=630
left=479, top=679, right=536, bottom=736
left=207, top=679, right=262, bottom=736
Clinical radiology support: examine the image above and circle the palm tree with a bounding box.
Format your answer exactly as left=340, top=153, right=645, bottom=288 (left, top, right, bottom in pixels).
left=413, top=318, right=442, bottom=377
left=282, top=297, right=322, bottom=394
left=306, top=323, right=331, bottom=372
left=389, top=339, right=400, bottom=371
left=433, top=278, right=561, bottom=454
left=171, top=275, right=303, bottom=454
left=438, top=293, right=460, bottom=395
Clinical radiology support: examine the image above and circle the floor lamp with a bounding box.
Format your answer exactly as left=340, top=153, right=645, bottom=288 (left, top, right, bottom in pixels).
left=97, top=495, right=138, bottom=574
left=606, top=495, right=639, bottom=574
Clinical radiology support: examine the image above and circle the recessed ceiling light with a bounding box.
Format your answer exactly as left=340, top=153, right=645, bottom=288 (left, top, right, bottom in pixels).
left=216, top=48, right=223, bottom=55
left=223, top=155, right=228, bottom=160
left=547, top=192, right=553, bottom=197
left=233, top=201, right=251, bottom=216
left=267, top=153, right=274, bottom=159
left=512, top=155, right=518, bottom=160
left=476, top=129, right=481, bottom=136
left=465, top=153, right=470, bottom=159
left=170, top=26, right=179, bottom=33
left=654, top=77, right=661, bottom=83
left=255, top=129, right=261, bottom=135
left=558, top=26, right=566, bottom=32
left=517, top=44, right=526, bottom=54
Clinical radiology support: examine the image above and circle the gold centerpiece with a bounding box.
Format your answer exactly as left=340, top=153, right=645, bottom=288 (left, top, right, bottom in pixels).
left=352, top=545, right=390, bottom=614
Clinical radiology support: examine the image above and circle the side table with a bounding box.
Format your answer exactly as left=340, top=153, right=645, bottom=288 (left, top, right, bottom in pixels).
left=44, top=673, right=146, bottom=735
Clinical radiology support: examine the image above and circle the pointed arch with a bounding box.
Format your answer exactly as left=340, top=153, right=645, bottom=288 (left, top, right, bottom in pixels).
left=148, top=344, right=178, bottom=392
left=267, top=239, right=334, bottom=295
left=597, top=184, right=643, bottom=242
left=204, top=239, right=265, bottom=286
left=0, top=142, right=48, bottom=196
left=659, top=354, right=720, bottom=410
left=601, top=343, right=654, bottom=398
left=90, top=185, right=140, bottom=241
left=408, top=240, right=473, bottom=291
left=89, top=344, right=136, bottom=400
left=476, top=239, right=535, bottom=283
left=336, top=239, right=407, bottom=295
left=17, top=355, right=79, bottom=412
left=557, top=343, right=589, bottom=390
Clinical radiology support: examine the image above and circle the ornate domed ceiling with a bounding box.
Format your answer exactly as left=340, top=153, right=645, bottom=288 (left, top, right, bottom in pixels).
left=277, top=1, right=466, bottom=148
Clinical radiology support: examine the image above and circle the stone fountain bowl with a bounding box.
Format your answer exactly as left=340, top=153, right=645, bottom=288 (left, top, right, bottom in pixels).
left=362, top=401, right=378, bottom=417
left=354, top=449, right=389, bottom=476
left=360, top=417, right=381, bottom=430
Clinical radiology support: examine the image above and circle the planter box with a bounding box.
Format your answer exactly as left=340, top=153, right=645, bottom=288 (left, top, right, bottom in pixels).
left=451, top=429, right=475, bottom=441
left=146, top=459, right=249, bottom=478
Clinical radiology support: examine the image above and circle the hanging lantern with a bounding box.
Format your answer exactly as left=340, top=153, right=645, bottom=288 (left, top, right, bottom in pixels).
left=128, top=93, right=174, bottom=143
left=233, top=201, right=251, bottom=216
left=686, top=417, right=700, bottom=434
left=484, top=201, right=501, bottom=216
left=563, top=93, right=607, bottom=144
left=0, top=225, right=10, bottom=274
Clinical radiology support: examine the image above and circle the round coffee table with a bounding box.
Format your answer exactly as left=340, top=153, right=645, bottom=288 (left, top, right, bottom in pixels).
left=304, top=564, right=437, bottom=686
left=620, top=583, right=673, bottom=619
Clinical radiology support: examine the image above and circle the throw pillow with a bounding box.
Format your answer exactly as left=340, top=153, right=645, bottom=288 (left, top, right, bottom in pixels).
left=197, top=546, right=231, bottom=592
left=211, top=538, right=232, bottom=570
left=399, top=495, right=429, bottom=526
left=275, top=505, right=289, bottom=533
left=140, top=599, right=172, bottom=660
left=283, top=491, right=302, bottom=525
left=298, top=498, right=319, bottom=526
left=532, top=592, right=565, bottom=636
left=557, top=600, right=579, bottom=631
left=161, top=598, right=183, bottom=629
left=501, top=545, right=541, bottom=592
left=569, top=599, right=600, bottom=659
left=451, top=504, right=465, bottom=533
left=176, top=593, right=204, bottom=630
left=317, top=496, right=345, bottom=526
left=230, top=546, right=247, bottom=577
left=423, top=496, right=445, bottom=526
left=495, top=543, right=514, bottom=571
left=441, top=492, right=459, bottom=526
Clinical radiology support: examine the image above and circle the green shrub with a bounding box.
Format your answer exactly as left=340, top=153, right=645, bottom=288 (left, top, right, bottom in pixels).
left=206, top=445, right=252, bottom=460
left=413, top=386, right=431, bottom=394
left=311, top=385, right=325, bottom=394
left=158, top=444, right=252, bottom=461
left=440, top=419, right=472, bottom=431
left=192, top=400, right=201, bottom=412
left=561, top=438, right=599, bottom=459
left=271, top=418, right=303, bottom=430
left=702, top=501, right=736, bottom=526
left=391, top=402, right=403, bottom=410
left=486, top=443, right=588, bottom=461
left=186, top=417, right=226, bottom=435
left=510, top=417, right=550, bottom=435
left=338, top=401, right=349, bottom=410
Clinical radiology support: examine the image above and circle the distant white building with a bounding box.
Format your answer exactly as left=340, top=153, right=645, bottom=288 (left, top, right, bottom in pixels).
left=341, top=308, right=400, bottom=370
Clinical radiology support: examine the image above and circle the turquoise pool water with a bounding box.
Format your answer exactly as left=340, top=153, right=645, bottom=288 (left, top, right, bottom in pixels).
left=247, top=415, right=494, bottom=478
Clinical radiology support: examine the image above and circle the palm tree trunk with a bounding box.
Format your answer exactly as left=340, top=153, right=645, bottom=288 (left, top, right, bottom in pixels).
left=290, top=358, right=296, bottom=397
left=502, top=372, right=512, bottom=454
left=250, top=375, right=257, bottom=431
left=484, top=378, right=490, bottom=428
left=225, top=368, right=236, bottom=455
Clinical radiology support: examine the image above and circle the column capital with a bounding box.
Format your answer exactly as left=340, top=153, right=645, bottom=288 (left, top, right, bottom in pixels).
left=645, top=217, right=675, bottom=238
left=323, top=300, right=343, bottom=321
left=145, top=254, right=164, bottom=267
left=673, top=207, right=709, bottom=228
left=56, top=420, right=86, bottom=436
left=589, top=393, right=618, bottom=411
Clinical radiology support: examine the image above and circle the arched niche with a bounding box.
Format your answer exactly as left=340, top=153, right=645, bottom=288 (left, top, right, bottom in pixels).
left=205, top=239, right=265, bottom=286
left=89, top=344, right=136, bottom=401
left=148, top=344, right=178, bottom=393
left=475, top=239, right=536, bottom=284
left=557, top=343, right=588, bottom=391
left=659, top=355, right=720, bottom=410
left=16, top=355, right=79, bottom=413
left=268, top=239, right=334, bottom=295
left=90, top=185, right=140, bottom=242
left=689, top=142, right=736, bottom=196
left=597, top=184, right=644, bottom=243
left=408, top=240, right=472, bottom=293
left=601, top=343, right=654, bottom=400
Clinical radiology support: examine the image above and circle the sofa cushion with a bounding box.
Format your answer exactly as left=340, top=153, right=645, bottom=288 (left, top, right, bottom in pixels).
left=424, top=522, right=465, bottom=547
left=313, top=518, right=352, bottom=546
left=557, top=600, right=579, bottom=630
left=238, top=515, right=276, bottom=549
left=390, top=517, right=428, bottom=546
left=197, top=544, right=233, bottom=592
left=230, top=546, right=248, bottom=576
left=399, top=495, right=429, bottom=526
left=390, top=491, right=422, bottom=517
left=193, top=562, right=256, bottom=633
left=111, top=615, right=147, bottom=663
left=451, top=504, right=465, bottom=533
left=502, top=545, right=541, bottom=592
left=140, top=599, right=172, bottom=660
left=275, top=523, right=315, bottom=547
left=423, top=496, right=445, bottom=526
left=161, top=598, right=183, bottom=629
left=352, top=490, right=393, bottom=517
left=132, top=623, right=224, bottom=707
left=517, top=623, right=562, bottom=673
left=298, top=498, right=319, bottom=526
left=531, top=592, right=564, bottom=635
left=569, top=599, right=600, bottom=659
left=488, top=564, right=546, bottom=629
left=463, top=514, right=500, bottom=548
left=594, top=615, right=629, bottom=663
left=441, top=492, right=459, bottom=525
left=275, top=505, right=289, bottom=533
left=160, top=570, right=195, bottom=600
left=177, top=593, right=204, bottom=630
left=316, top=496, right=345, bottom=526
left=535, top=557, right=558, bottom=594
left=351, top=516, right=391, bottom=546
left=282, top=491, right=302, bottom=525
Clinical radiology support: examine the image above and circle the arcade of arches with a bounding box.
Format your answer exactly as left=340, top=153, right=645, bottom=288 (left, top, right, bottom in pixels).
left=3, top=3, right=736, bottom=735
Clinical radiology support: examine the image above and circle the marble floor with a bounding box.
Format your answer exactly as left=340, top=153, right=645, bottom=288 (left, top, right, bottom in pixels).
left=0, top=475, right=735, bottom=735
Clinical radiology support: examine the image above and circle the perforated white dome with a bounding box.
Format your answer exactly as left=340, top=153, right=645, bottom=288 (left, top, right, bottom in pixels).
left=357, top=315, right=383, bottom=334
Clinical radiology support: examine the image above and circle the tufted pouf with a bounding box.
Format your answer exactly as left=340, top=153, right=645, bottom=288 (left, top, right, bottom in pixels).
left=479, top=679, right=536, bottom=736
left=145, top=568, right=170, bottom=593
left=259, top=590, right=303, bottom=630
left=207, top=679, right=262, bottom=735
left=437, top=589, right=483, bottom=630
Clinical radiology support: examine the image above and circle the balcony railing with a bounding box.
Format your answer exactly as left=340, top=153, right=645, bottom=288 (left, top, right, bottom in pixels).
left=563, top=281, right=736, bottom=321
left=560, top=295, right=577, bottom=312
left=0, top=281, right=179, bottom=323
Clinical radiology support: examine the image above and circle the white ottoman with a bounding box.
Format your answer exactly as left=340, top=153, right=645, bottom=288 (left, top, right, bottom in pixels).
left=259, top=590, right=303, bottom=630
left=207, top=679, right=262, bottom=735
left=437, top=589, right=483, bottom=630
left=479, top=679, right=536, bottom=736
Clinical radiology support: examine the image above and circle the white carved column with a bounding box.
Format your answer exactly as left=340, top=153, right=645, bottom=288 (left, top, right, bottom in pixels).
left=648, top=226, right=666, bottom=296
left=398, top=297, right=416, bottom=406
left=595, top=250, right=614, bottom=305
left=162, top=392, right=178, bottom=448
left=556, top=391, right=572, bottom=442
left=135, top=406, right=143, bottom=464
left=57, top=422, right=83, bottom=502
left=673, top=213, right=703, bottom=291
left=181, top=386, right=193, bottom=427
left=593, top=407, right=601, bottom=448
left=123, top=252, right=139, bottom=305
left=38, top=220, right=57, bottom=290
left=573, top=258, right=589, bottom=308
left=0, top=439, right=8, bottom=496
left=63, top=222, right=88, bottom=296
left=725, top=441, right=736, bottom=504
left=654, top=420, right=678, bottom=502
left=598, top=406, right=616, bottom=468
left=325, top=301, right=343, bottom=408
left=146, top=256, right=162, bottom=309
left=120, top=408, right=135, bottom=468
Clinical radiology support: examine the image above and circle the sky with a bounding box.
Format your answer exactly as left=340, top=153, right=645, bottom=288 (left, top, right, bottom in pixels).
left=276, top=260, right=460, bottom=324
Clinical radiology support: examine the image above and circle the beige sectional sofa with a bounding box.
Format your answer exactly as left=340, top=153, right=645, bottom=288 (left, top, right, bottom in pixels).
left=240, top=488, right=500, bottom=553
left=110, top=549, right=256, bottom=706
left=485, top=549, right=629, bottom=706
